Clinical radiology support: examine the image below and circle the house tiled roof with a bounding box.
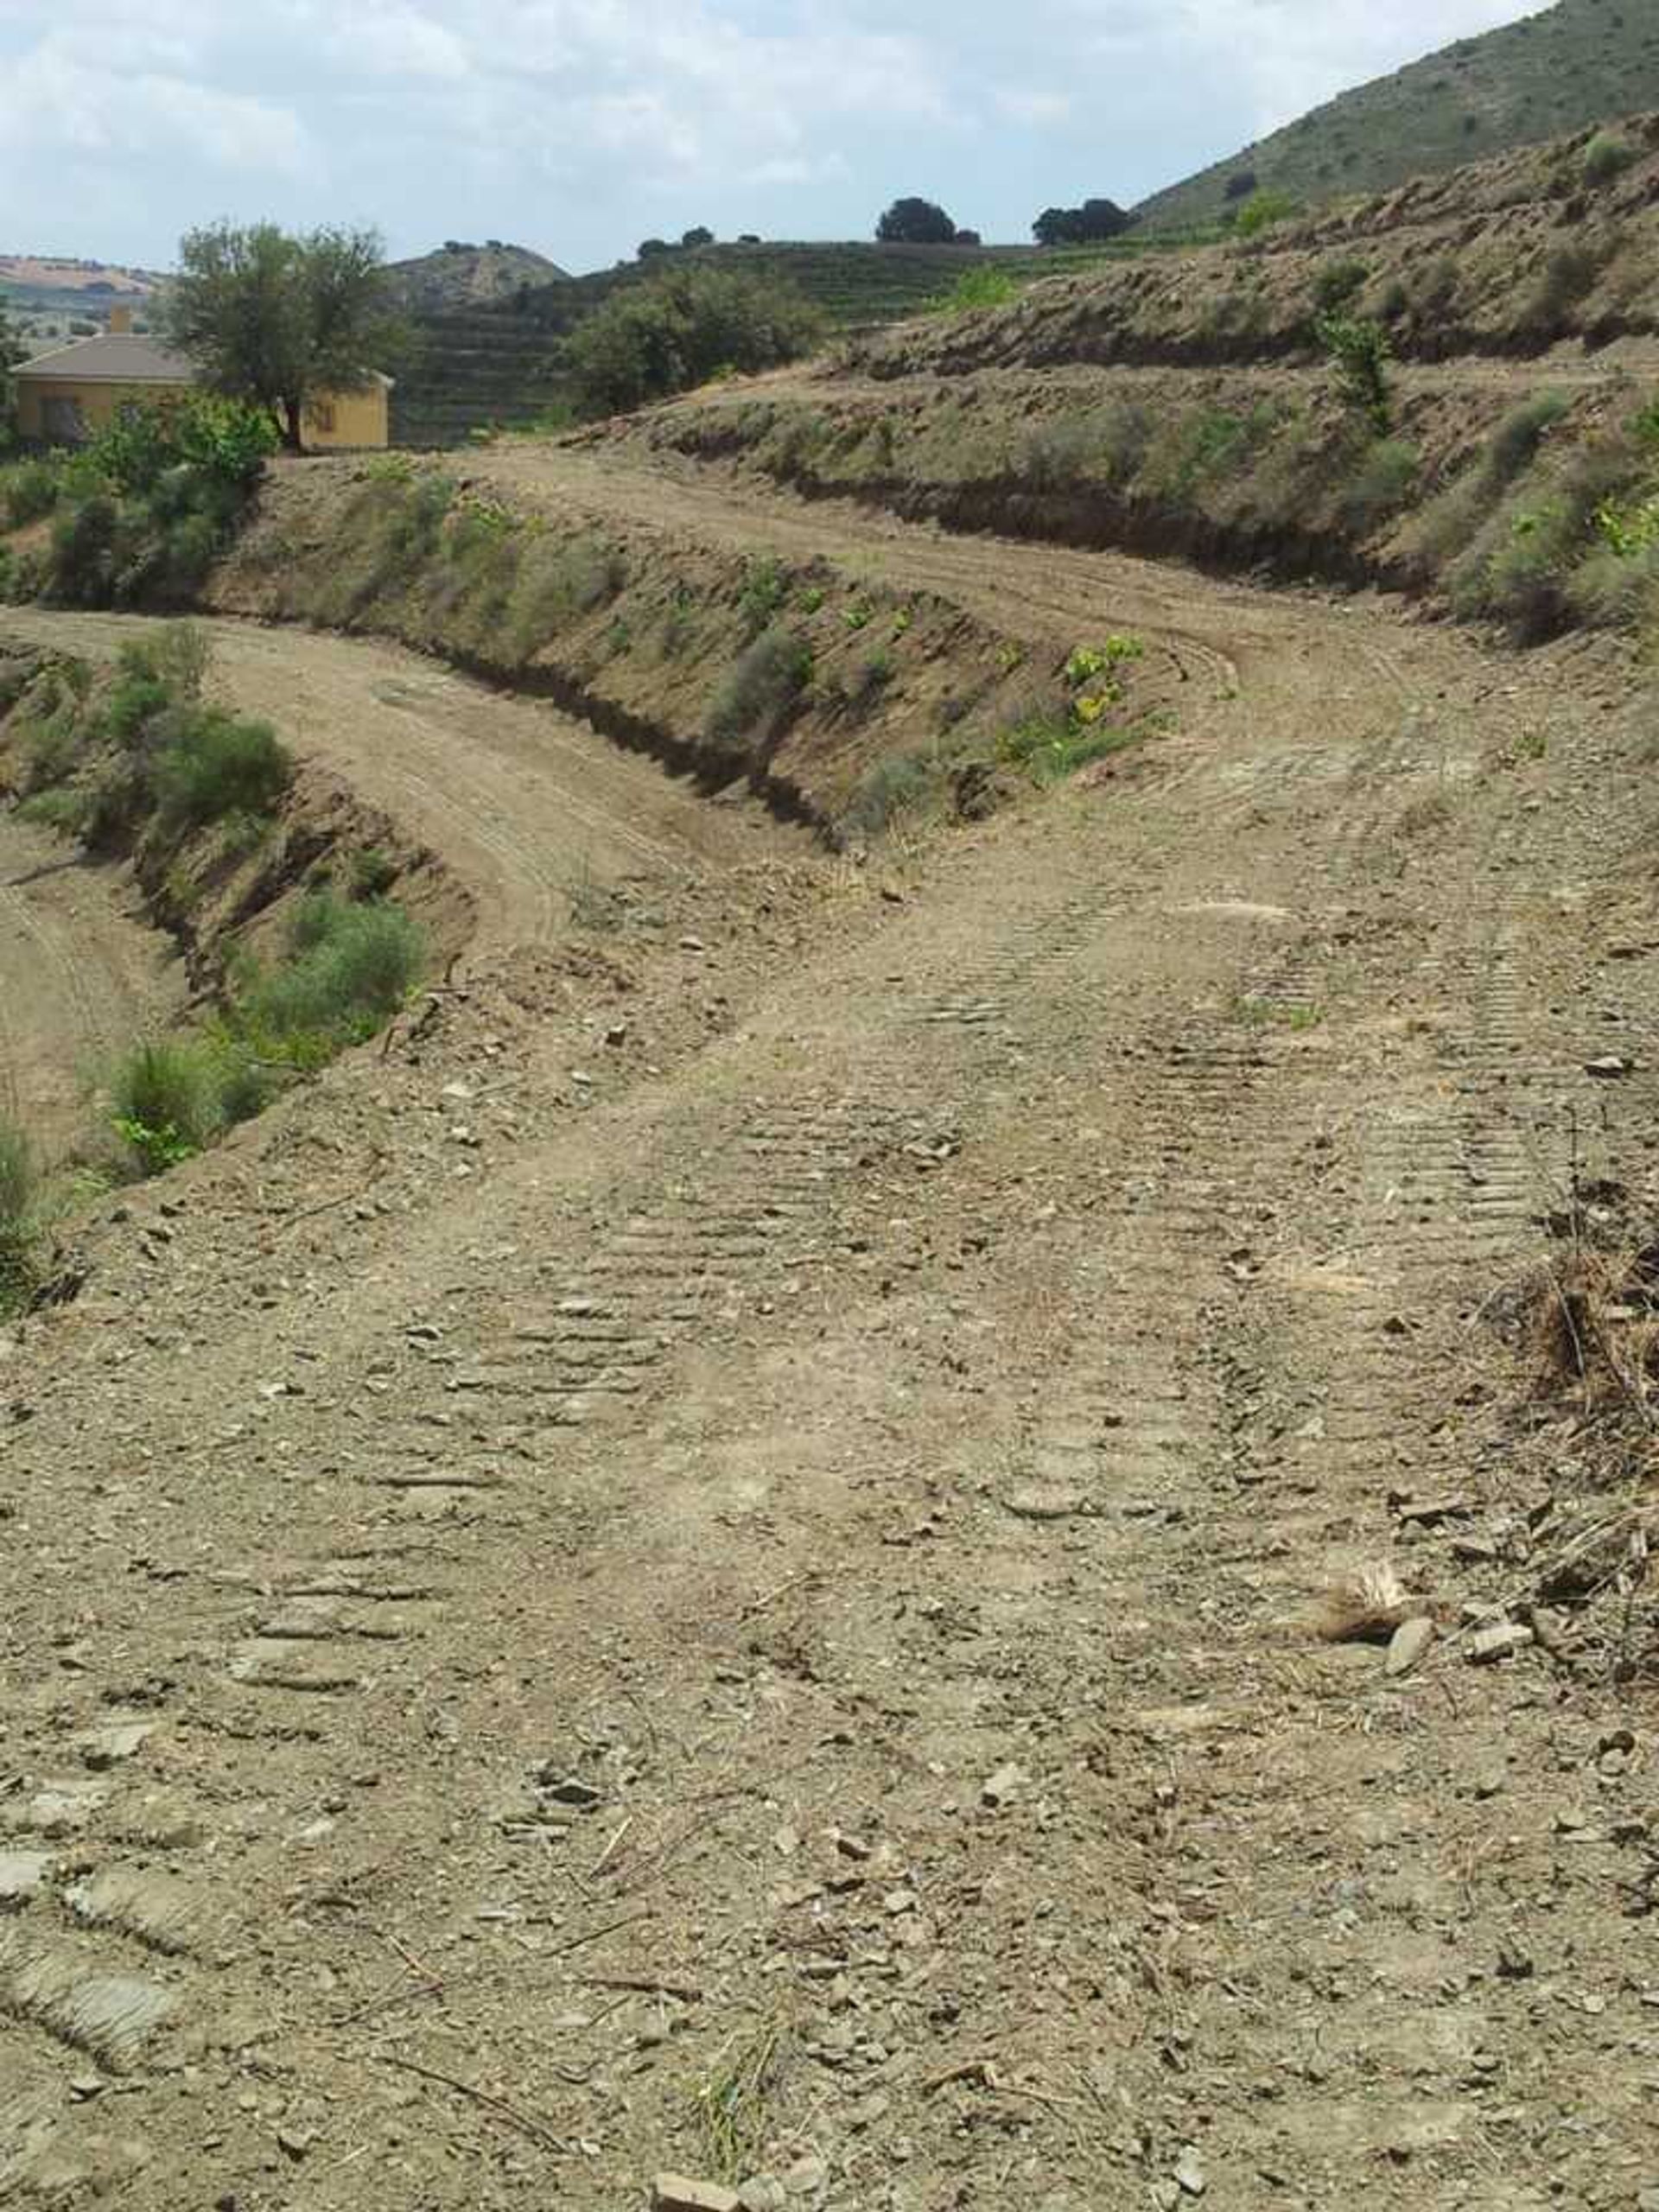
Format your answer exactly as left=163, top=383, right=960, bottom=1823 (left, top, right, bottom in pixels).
left=15, top=334, right=194, bottom=385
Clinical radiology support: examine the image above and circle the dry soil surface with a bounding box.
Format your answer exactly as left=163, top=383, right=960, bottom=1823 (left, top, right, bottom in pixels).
left=0, top=813, right=182, bottom=1157
left=1, top=480, right=1656, bottom=2212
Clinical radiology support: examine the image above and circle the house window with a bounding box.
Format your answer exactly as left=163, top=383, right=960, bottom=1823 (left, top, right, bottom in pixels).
left=42, top=396, right=88, bottom=443
left=311, top=400, right=337, bottom=434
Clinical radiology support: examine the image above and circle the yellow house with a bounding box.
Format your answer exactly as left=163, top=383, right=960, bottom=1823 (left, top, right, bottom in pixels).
left=14, top=323, right=392, bottom=451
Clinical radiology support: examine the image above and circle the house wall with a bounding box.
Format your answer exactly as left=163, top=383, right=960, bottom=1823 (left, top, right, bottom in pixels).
left=15, top=378, right=188, bottom=441
left=17, top=379, right=391, bottom=450
left=301, top=384, right=390, bottom=450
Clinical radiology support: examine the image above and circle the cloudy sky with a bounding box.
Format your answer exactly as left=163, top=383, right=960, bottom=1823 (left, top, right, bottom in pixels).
left=0, top=0, right=1536, bottom=272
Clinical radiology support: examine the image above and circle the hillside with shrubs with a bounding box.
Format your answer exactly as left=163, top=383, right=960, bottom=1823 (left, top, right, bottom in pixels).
left=1137, top=0, right=1659, bottom=232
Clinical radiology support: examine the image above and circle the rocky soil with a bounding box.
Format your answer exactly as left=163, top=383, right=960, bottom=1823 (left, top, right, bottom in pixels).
left=2, top=446, right=1656, bottom=2212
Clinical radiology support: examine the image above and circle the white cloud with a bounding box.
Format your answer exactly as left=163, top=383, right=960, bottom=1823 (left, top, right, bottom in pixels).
left=0, top=39, right=308, bottom=171
left=0, top=0, right=1568, bottom=268
left=996, top=90, right=1072, bottom=127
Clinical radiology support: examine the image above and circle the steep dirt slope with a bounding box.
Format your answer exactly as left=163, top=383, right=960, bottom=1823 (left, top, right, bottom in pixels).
left=1, top=474, right=1656, bottom=2212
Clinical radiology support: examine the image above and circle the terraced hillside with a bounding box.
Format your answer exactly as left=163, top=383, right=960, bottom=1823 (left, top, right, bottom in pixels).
left=392, top=237, right=1192, bottom=446
left=1138, top=0, right=1659, bottom=232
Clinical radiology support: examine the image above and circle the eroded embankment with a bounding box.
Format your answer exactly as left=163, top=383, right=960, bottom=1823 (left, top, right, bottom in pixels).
left=204, top=458, right=1186, bottom=840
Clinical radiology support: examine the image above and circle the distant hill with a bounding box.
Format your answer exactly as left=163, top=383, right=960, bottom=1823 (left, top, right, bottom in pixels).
left=385, top=242, right=571, bottom=313
left=1135, top=0, right=1659, bottom=232
left=0, top=254, right=158, bottom=298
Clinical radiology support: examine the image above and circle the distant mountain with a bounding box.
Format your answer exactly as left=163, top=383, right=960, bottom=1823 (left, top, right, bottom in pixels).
left=1135, top=0, right=1659, bottom=232
left=385, top=242, right=570, bottom=312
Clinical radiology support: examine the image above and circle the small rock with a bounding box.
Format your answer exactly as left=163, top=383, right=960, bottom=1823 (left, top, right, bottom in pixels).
left=76, top=1721, right=155, bottom=1770
left=0, top=1851, right=51, bottom=1907
left=980, top=1762, right=1027, bottom=1809
left=276, top=2127, right=315, bottom=2161
left=604, top=1021, right=629, bottom=1047
left=1385, top=1616, right=1435, bottom=1678
left=1584, top=1056, right=1630, bottom=1079
left=1006, top=1484, right=1083, bottom=1522
left=1469, top=1620, right=1534, bottom=1665
left=738, top=2183, right=788, bottom=2212
left=679, top=936, right=706, bottom=954
left=784, top=2155, right=829, bottom=2198
left=1173, top=2147, right=1207, bottom=2197
left=1497, top=1942, right=1535, bottom=1980
left=652, top=2177, right=740, bottom=2212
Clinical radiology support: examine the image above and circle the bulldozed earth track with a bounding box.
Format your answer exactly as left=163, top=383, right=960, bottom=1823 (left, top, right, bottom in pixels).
left=1, top=463, right=1656, bottom=2211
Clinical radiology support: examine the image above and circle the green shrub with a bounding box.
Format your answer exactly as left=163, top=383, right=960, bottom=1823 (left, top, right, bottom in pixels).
left=1524, top=243, right=1600, bottom=334
left=1583, top=132, right=1637, bottom=188
left=1412, top=391, right=1571, bottom=567
left=1449, top=434, right=1641, bottom=638
left=931, top=266, right=1020, bottom=314
left=30, top=397, right=276, bottom=611
left=1311, top=258, right=1369, bottom=314
left=0, top=1116, right=41, bottom=1314
left=238, top=898, right=426, bottom=1059
left=349, top=846, right=398, bottom=898
left=565, top=265, right=825, bottom=416
left=705, top=626, right=813, bottom=747
left=1341, top=438, right=1420, bottom=531
left=498, top=530, right=624, bottom=664
left=1567, top=537, right=1659, bottom=630
left=1234, top=188, right=1300, bottom=238
left=152, top=706, right=292, bottom=827
left=16, top=785, right=91, bottom=833
left=1318, top=314, right=1393, bottom=432
left=738, top=555, right=789, bottom=635
left=1, top=457, right=63, bottom=527
left=842, top=751, right=941, bottom=837
left=111, top=1038, right=226, bottom=1173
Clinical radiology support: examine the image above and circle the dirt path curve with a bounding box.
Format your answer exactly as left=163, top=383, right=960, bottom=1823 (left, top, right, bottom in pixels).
left=0, top=473, right=1655, bottom=2211
left=0, top=613, right=800, bottom=957
left=0, top=812, right=182, bottom=1154
left=464, top=435, right=1478, bottom=735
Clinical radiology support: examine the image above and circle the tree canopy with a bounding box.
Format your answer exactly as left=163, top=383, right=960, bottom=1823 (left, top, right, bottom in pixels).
left=681, top=226, right=715, bottom=249
left=564, top=264, right=823, bottom=418
left=1032, top=200, right=1133, bottom=247
left=156, top=222, right=391, bottom=451
left=876, top=198, right=958, bottom=245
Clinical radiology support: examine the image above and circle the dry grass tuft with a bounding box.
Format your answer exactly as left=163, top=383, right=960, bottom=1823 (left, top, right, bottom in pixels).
left=1528, top=1243, right=1659, bottom=1426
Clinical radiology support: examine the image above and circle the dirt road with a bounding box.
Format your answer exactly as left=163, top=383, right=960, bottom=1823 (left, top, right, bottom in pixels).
left=0, top=811, right=181, bottom=1155
left=1, top=480, right=1655, bottom=2211
left=0, top=613, right=798, bottom=960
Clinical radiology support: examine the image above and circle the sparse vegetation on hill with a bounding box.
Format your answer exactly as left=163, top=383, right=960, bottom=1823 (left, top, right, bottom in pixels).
left=1136, top=0, right=1659, bottom=231
left=383, top=239, right=569, bottom=313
